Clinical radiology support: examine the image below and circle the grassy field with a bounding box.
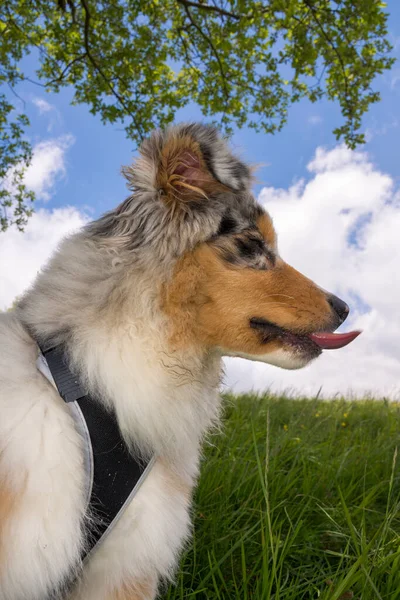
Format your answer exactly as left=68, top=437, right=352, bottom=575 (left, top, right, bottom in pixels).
left=163, top=394, right=400, bottom=600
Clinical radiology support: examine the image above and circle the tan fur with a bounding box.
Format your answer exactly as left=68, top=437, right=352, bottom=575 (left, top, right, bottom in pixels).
left=0, top=477, right=19, bottom=569
left=163, top=241, right=334, bottom=356
left=108, top=578, right=157, bottom=600
left=158, top=458, right=192, bottom=501
left=257, top=213, right=277, bottom=248
left=157, top=135, right=228, bottom=204
left=195, top=244, right=333, bottom=354
left=161, top=251, right=208, bottom=350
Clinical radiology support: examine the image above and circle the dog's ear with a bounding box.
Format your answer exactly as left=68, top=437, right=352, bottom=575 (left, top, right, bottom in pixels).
left=156, top=135, right=226, bottom=204
left=123, top=124, right=253, bottom=204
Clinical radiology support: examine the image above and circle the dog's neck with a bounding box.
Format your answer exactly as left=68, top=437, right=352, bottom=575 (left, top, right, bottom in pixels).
left=18, top=232, right=223, bottom=467
left=68, top=320, right=223, bottom=465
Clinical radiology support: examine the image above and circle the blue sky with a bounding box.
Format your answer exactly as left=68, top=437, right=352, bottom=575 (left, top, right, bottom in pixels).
left=1, top=3, right=400, bottom=398
left=8, top=1, right=400, bottom=214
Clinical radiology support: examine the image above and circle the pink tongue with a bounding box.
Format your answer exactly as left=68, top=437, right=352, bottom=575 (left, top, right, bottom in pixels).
left=309, top=330, right=361, bottom=350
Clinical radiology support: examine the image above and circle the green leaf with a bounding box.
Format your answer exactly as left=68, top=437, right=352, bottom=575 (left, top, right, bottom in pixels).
left=0, top=0, right=395, bottom=230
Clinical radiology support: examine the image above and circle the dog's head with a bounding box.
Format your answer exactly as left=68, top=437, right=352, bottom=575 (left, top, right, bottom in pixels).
left=98, top=123, right=359, bottom=369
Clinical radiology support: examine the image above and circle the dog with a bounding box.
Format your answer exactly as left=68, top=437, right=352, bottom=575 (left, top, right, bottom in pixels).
left=0, top=123, right=359, bottom=600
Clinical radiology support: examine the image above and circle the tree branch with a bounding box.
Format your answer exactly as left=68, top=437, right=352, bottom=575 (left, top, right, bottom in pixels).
left=180, top=3, right=230, bottom=103
left=47, top=53, right=86, bottom=85
left=79, top=0, right=144, bottom=140
left=176, top=0, right=242, bottom=20
left=300, top=0, right=350, bottom=102
left=5, top=80, right=26, bottom=108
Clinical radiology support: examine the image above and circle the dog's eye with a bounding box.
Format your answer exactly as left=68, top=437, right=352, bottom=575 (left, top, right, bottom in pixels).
left=217, top=215, right=237, bottom=236
left=234, top=234, right=276, bottom=269
left=236, top=235, right=265, bottom=259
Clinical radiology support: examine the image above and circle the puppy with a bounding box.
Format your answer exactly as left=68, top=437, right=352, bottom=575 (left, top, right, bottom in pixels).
left=0, top=123, right=358, bottom=600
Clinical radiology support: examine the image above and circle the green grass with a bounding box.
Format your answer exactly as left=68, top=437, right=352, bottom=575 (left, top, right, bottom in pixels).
left=163, top=394, right=400, bottom=600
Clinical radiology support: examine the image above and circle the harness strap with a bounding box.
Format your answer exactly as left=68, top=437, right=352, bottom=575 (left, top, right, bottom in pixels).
left=39, top=345, right=154, bottom=562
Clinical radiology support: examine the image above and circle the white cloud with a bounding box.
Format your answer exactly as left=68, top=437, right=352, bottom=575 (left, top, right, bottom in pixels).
left=308, top=115, right=323, bottom=126
left=365, top=118, right=399, bottom=142
left=1, top=130, right=83, bottom=310
left=0, top=207, right=88, bottom=310
left=32, top=96, right=62, bottom=132
left=23, top=135, right=75, bottom=201
left=2, top=134, right=74, bottom=204
left=223, top=145, right=400, bottom=400
left=32, top=97, right=54, bottom=114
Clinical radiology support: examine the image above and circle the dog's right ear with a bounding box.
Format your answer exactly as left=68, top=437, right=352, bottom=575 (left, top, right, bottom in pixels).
left=122, top=124, right=253, bottom=205
left=156, top=133, right=225, bottom=205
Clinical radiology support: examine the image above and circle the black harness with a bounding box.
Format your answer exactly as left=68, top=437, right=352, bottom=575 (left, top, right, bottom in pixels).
left=39, top=345, right=153, bottom=561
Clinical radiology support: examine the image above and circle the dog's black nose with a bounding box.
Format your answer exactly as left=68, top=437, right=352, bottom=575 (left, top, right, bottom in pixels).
left=327, top=294, right=349, bottom=324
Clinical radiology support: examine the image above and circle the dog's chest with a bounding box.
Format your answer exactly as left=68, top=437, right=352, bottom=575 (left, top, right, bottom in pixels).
left=71, top=357, right=223, bottom=598
left=71, top=454, right=196, bottom=600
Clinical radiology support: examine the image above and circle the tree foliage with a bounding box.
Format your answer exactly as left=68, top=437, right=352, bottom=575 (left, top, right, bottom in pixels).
left=0, top=0, right=395, bottom=231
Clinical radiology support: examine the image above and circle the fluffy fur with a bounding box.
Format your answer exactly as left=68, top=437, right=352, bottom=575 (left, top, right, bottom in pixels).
left=0, top=123, right=347, bottom=600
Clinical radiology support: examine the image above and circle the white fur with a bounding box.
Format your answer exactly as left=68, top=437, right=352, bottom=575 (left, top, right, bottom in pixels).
left=0, top=289, right=222, bottom=599
left=0, top=315, right=85, bottom=600
left=222, top=347, right=312, bottom=370
left=0, top=302, right=305, bottom=599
